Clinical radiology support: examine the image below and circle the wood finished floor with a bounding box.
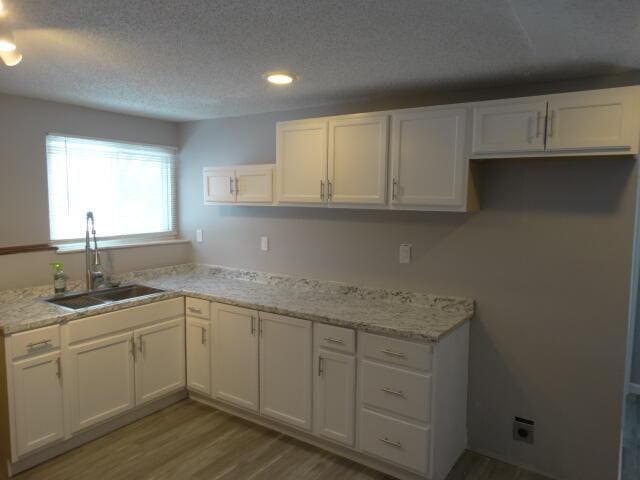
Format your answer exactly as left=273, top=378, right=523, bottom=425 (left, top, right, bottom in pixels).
left=14, top=399, right=552, bottom=480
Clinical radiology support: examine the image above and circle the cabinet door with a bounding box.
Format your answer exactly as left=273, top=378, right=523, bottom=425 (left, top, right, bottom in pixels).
left=204, top=167, right=235, bottom=203
left=391, top=107, right=467, bottom=208
left=134, top=317, right=186, bottom=405
left=328, top=114, right=388, bottom=205
left=186, top=317, right=211, bottom=396
left=67, top=332, right=135, bottom=433
left=259, top=312, right=312, bottom=430
left=472, top=101, right=547, bottom=154
left=212, top=304, right=259, bottom=411
left=12, top=351, right=64, bottom=456
left=546, top=89, right=637, bottom=152
left=276, top=120, right=328, bottom=204
left=235, top=165, right=274, bottom=203
left=314, top=348, right=355, bottom=446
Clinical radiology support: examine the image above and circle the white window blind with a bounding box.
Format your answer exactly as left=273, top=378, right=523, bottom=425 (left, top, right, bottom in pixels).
left=46, top=134, right=177, bottom=242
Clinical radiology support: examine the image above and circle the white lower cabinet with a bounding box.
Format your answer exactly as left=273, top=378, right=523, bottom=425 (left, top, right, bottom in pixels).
left=2, top=295, right=468, bottom=480
left=259, top=312, right=312, bottom=430
left=134, top=318, right=185, bottom=405
left=212, top=303, right=259, bottom=411
left=359, top=408, right=431, bottom=475
left=11, top=350, right=64, bottom=456
left=65, top=298, right=185, bottom=434
left=186, top=317, right=211, bottom=396
left=67, top=331, right=136, bottom=433
left=314, top=347, right=356, bottom=446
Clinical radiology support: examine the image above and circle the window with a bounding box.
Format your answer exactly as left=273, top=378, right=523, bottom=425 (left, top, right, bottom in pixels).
left=46, top=134, right=177, bottom=243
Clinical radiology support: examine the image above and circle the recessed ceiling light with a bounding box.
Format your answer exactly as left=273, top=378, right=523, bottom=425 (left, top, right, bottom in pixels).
left=264, top=71, right=297, bottom=86
left=0, top=22, right=16, bottom=51
left=0, top=49, right=21, bottom=66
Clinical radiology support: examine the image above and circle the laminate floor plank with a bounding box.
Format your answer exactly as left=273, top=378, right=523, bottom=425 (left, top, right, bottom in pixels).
left=14, top=399, right=552, bottom=480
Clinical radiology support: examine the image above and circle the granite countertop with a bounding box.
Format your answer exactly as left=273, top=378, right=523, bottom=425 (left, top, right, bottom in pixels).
left=0, top=264, right=474, bottom=342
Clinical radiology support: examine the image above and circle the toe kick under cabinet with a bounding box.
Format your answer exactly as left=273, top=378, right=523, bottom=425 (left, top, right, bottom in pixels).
left=0, top=298, right=186, bottom=478
left=189, top=300, right=470, bottom=480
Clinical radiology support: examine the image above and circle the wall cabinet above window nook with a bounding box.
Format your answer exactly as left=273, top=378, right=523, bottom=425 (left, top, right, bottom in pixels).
left=203, top=164, right=274, bottom=204
left=471, top=86, right=640, bottom=157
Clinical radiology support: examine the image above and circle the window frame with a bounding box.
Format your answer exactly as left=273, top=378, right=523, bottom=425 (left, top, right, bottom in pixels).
left=45, top=132, right=179, bottom=247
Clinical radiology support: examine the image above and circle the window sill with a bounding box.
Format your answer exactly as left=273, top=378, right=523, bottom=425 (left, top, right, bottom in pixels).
left=55, top=238, right=191, bottom=254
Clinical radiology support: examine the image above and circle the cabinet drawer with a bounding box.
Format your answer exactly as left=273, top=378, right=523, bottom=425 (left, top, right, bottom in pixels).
left=359, top=333, right=432, bottom=371
left=186, top=297, right=210, bottom=319
left=359, top=408, right=430, bottom=474
left=315, top=323, right=355, bottom=354
left=10, top=325, right=61, bottom=359
left=361, top=360, right=431, bottom=423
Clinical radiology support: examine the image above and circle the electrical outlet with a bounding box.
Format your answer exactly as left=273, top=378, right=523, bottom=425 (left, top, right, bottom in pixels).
left=399, top=243, right=412, bottom=264
left=513, top=417, right=535, bottom=445
left=196, top=229, right=203, bottom=243
left=261, top=236, right=269, bottom=251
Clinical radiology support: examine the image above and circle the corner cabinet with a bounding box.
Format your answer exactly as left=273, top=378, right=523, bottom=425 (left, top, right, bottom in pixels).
left=204, top=164, right=274, bottom=205
left=211, top=303, right=260, bottom=411
left=472, top=86, right=640, bottom=157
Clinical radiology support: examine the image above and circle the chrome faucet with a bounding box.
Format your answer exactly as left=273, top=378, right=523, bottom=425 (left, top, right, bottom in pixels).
left=85, top=211, right=104, bottom=291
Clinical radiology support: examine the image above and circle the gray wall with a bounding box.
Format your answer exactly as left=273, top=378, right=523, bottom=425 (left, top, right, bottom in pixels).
left=178, top=84, right=637, bottom=479
left=0, top=93, right=192, bottom=287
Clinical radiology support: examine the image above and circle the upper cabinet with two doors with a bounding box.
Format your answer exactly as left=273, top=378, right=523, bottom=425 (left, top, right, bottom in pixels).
left=471, top=87, right=640, bottom=157
left=204, top=164, right=274, bottom=204
left=276, top=114, right=389, bottom=206
left=276, top=107, right=473, bottom=211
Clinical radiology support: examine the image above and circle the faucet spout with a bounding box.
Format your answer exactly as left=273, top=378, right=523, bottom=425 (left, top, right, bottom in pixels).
left=85, top=211, right=104, bottom=291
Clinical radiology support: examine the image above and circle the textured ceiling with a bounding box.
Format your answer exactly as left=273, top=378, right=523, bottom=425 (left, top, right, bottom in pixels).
left=1, top=0, right=639, bottom=121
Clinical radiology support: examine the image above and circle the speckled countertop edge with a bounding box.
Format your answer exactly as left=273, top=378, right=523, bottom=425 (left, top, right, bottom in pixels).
left=0, top=264, right=474, bottom=342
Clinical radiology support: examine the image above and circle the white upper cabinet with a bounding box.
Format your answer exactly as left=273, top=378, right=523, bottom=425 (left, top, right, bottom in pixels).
left=472, top=101, right=547, bottom=154
left=12, top=351, right=64, bottom=456
left=134, top=318, right=185, bottom=405
left=204, top=165, right=274, bottom=204
left=276, top=120, right=328, bottom=204
left=235, top=165, right=274, bottom=203
left=328, top=114, right=388, bottom=205
left=546, top=88, right=638, bottom=152
left=471, top=86, right=639, bottom=157
left=203, top=167, right=235, bottom=203
left=390, top=107, right=468, bottom=209
left=259, top=312, right=312, bottom=430
left=212, top=303, right=260, bottom=411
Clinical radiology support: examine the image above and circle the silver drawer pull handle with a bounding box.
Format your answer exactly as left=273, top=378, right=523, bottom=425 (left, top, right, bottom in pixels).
left=188, top=307, right=203, bottom=314
left=27, top=339, right=52, bottom=349
left=380, top=348, right=406, bottom=358
left=379, top=437, right=402, bottom=449
left=380, top=387, right=405, bottom=398
left=324, top=337, right=344, bottom=344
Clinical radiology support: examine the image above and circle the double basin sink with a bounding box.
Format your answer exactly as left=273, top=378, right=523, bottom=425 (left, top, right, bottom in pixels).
left=46, top=285, right=165, bottom=310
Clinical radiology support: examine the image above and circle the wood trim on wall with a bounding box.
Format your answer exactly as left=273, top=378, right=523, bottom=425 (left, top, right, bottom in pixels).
left=0, top=244, right=57, bottom=256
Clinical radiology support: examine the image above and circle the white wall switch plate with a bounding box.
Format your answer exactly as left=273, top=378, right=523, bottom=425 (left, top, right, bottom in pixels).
left=196, top=229, right=203, bottom=243
left=399, top=243, right=412, bottom=264
left=261, top=236, right=269, bottom=251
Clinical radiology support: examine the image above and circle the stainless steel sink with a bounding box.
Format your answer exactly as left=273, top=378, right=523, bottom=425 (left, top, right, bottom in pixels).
left=46, top=285, right=165, bottom=310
